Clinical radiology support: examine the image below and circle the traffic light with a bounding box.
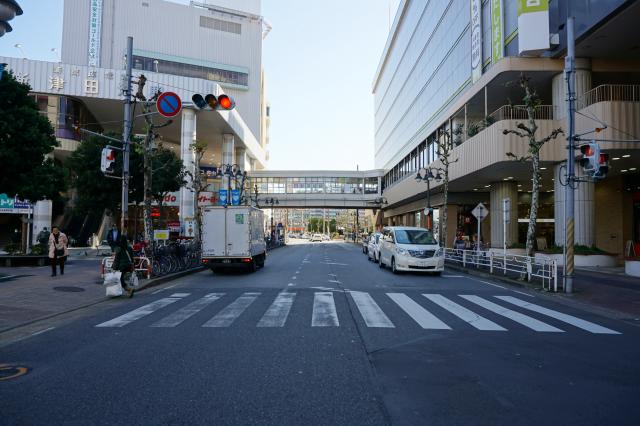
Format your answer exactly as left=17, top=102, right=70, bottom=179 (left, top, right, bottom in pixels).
left=594, top=152, right=610, bottom=180
left=579, top=142, right=600, bottom=175
left=100, top=147, right=116, bottom=174
left=191, top=93, right=235, bottom=111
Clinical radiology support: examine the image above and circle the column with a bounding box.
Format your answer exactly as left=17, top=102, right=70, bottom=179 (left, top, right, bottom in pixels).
left=552, top=59, right=591, bottom=120
left=31, top=200, right=52, bottom=245
left=554, top=163, right=595, bottom=247
left=235, top=147, right=247, bottom=171
left=490, top=182, right=518, bottom=248
left=222, top=134, right=235, bottom=165
left=179, top=109, right=197, bottom=223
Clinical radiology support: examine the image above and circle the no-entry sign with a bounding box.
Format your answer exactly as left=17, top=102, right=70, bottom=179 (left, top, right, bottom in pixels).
left=156, top=92, right=182, bottom=118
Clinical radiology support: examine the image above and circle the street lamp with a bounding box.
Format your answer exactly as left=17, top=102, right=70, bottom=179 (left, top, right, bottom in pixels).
left=214, top=164, right=247, bottom=206
left=415, top=166, right=443, bottom=230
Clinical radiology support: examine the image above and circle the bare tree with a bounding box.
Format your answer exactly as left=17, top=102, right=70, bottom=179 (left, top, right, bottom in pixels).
left=435, top=126, right=459, bottom=248
left=184, top=139, right=208, bottom=246
left=503, top=75, right=563, bottom=257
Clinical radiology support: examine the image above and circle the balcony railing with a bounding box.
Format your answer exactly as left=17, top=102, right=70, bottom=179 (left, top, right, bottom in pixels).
left=488, top=104, right=555, bottom=122
left=577, top=84, right=640, bottom=110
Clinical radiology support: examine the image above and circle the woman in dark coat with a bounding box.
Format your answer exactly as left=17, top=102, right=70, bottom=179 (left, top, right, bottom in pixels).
left=113, top=235, right=135, bottom=298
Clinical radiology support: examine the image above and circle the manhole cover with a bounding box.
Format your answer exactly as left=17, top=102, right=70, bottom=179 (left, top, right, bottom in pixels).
left=0, top=364, right=29, bottom=381
left=53, top=286, right=85, bottom=292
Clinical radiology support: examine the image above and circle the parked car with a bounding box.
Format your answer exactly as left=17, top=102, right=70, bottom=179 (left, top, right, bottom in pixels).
left=367, top=232, right=382, bottom=262
left=311, top=233, right=323, bottom=242
left=378, top=226, right=443, bottom=275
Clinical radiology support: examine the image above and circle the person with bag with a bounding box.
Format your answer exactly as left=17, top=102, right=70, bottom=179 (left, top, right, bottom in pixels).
left=48, top=226, right=68, bottom=277
left=112, top=235, right=135, bottom=298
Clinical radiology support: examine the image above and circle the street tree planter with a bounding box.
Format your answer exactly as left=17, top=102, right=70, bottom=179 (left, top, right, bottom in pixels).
left=625, top=259, right=640, bottom=278
left=535, top=253, right=618, bottom=268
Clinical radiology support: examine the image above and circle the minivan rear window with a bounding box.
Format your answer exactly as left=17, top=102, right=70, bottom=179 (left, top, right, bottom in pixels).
left=394, top=230, right=437, bottom=245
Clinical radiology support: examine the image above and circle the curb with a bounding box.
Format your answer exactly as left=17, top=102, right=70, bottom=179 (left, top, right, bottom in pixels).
left=0, top=266, right=206, bottom=336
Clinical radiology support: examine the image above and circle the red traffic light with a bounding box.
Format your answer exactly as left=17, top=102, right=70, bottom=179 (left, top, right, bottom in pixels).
left=218, top=94, right=234, bottom=110
left=599, top=153, right=609, bottom=164
left=580, top=145, right=594, bottom=156
left=105, top=149, right=116, bottom=161
left=192, top=93, right=235, bottom=110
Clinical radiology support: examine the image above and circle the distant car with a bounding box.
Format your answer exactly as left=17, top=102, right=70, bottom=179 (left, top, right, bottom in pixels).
left=311, top=233, right=322, bottom=242
left=367, top=232, right=382, bottom=262
left=378, top=226, right=444, bottom=275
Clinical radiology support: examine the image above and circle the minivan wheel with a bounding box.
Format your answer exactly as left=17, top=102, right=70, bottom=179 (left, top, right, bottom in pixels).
left=391, top=257, right=399, bottom=274
left=379, top=256, right=385, bottom=268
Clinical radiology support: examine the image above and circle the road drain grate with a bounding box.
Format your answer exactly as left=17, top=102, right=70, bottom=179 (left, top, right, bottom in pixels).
left=53, top=286, right=85, bottom=292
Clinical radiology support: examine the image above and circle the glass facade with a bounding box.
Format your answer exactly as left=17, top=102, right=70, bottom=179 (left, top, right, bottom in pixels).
left=55, top=96, right=102, bottom=141
left=249, top=177, right=378, bottom=195
left=133, top=55, right=249, bottom=87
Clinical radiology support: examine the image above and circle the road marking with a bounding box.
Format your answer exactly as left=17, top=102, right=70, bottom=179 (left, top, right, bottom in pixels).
left=287, top=283, right=295, bottom=286
left=150, top=293, right=224, bottom=328
left=151, top=283, right=177, bottom=295
left=31, top=327, right=55, bottom=336
left=169, top=293, right=191, bottom=298
left=442, top=275, right=464, bottom=278
left=350, top=291, right=394, bottom=328
left=495, top=296, right=620, bottom=334
left=328, top=279, right=341, bottom=284
left=257, top=292, right=296, bottom=327
left=96, top=297, right=182, bottom=327
left=312, top=292, right=339, bottom=326
left=387, top=293, right=450, bottom=329
left=460, top=295, right=563, bottom=332
left=202, top=293, right=260, bottom=327
left=422, top=294, right=505, bottom=331
left=324, top=262, right=348, bottom=266
left=292, top=276, right=297, bottom=280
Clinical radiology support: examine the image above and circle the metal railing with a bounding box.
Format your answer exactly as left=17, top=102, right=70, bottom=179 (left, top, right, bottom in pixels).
left=488, top=104, right=555, bottom=122
left=444, top=248, right=559, bottom=292
left=577, top=84, right=640, bottom=110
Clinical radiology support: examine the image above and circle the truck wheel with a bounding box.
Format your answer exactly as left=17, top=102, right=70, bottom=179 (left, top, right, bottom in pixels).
left=257, top=254, right=265, bottom=268
left=249, top=260, right=258, bottom=272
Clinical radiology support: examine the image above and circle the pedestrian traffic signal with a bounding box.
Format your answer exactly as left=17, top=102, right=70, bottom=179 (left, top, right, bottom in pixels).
left=579, top=142, right=600, bottom=175
left=594, top=152, right=610, bottom=180
left=101, top=148, right=116, bottom=174
left=191, top=93, right=235, bottom=111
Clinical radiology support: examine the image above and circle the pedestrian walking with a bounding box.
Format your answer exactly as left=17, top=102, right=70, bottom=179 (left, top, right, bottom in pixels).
left=106, top=224, right=121, bottom=251
left=48, top=226, right=69, bottom=277
left=113, top=235, right=135, bottom=298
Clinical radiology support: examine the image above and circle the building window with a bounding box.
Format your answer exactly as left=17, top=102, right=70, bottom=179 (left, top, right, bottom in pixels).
left=199, top=16, right=242, bottom=35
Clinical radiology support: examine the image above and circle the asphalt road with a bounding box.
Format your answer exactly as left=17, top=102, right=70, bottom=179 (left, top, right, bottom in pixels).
left=2, top=241, right=639, bottom=425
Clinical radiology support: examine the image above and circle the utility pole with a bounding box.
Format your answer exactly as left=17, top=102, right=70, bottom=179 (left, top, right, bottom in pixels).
left=564, top=17, right=576, bottom=293
left=121, top=36, right=133, bottom=234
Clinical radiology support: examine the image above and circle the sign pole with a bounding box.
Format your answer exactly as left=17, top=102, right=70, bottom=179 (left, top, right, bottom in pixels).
left=121, top=36, right=133, bottom=234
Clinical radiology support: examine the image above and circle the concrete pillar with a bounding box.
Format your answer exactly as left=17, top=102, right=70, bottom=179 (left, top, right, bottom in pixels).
left=490, top=182, right=518, bottom=248
left=179, top=109, right=197, bottom=222
left=31, top=200, right=52, bottom=245
left=235, top=147, right=247, bottom=171
left=552, top=59, right=591, bottom=120
left=222, top=134, right=235, bottom=165
left=554, top=163, right=595, bottom=247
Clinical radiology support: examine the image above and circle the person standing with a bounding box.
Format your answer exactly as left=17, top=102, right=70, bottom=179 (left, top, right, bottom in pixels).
left=113, top=235, right=135, bottom=298
left=106, top=224, right=121, bottom=251
left=48, top=226, right=69, bottom=277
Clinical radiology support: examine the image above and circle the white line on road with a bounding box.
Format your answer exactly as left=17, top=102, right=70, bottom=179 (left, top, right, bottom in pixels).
left=312, top=292, right=339, bottom=326
left=422, top=294, right=505, bottom=331
left=31, top=327, right=55, bottom=336
left=460, top=295, right=563, bottom=332
left=387, top=293, right=450, bottom=330
left=170, top=293, right=191, bottom=298
left=202, top=293, right=261, bottom=327
left=328, top=280, right=341, bottom=284
left=467, top=278, right=534, bottom=297
left=350, top=291, right=394, bottom=328
left=324, top=262, right=348, bottom=266
left=96, top=297, right=182, bottom=327
left=441, top=275, right=464, bottom=278
left=495, top=296, right=620, bottom=334
left=150, top=293, right=224, bottom=328
left=151, top=284, right=178, bottom=295
left=257, top=292, right=296, bottom=327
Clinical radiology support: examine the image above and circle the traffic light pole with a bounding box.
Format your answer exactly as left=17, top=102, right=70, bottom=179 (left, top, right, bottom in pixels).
left=121, top=36, right=133, bottom=234
left=564, top=17, right=575, bottom=293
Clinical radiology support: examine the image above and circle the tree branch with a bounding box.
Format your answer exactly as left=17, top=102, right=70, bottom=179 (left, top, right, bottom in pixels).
left=503, top=129, right=527, bottom=138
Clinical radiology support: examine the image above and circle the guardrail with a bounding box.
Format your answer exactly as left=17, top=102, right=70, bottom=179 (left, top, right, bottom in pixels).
left=577, top=84, right=640, bottom=110
left=444, top=248, right=559, bottom=292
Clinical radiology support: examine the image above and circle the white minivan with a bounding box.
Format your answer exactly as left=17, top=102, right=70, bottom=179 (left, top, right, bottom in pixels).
left=378, top=226, right=444, bottom=275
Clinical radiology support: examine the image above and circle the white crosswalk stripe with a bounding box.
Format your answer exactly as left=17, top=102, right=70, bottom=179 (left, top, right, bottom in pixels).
left=95, top=296, right=184, bottom=328
left=495, top=296, right=620, bottom=334
left=150, top=293, right=224, bottom=328
left=387, top=293, right=450, bottom=329
left=423, top=294, right=506, bottom=331
left=460, top=295, right=563, bottom=333
left=312, top=292, right=339, bottom=326
left=350, top=291, right=394, bottom=328
left=257, top=292, right=296, bottom=327
left=202, top=293, right=260, bottom=328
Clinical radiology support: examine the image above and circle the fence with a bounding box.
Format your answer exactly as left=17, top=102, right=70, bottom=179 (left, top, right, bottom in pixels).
left=488, top=104, right=555, bottom=122
left=444, top=248, right=559, bottom=292
left=577, top=84, right=640, bottom=110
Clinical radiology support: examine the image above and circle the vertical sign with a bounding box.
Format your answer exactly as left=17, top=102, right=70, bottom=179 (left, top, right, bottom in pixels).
left=517, top=0, right=550, bottom=55
left=218, top=189, right=228, bottom=206
left=231, top=189, right=241, bottom=206
left=470, top=0, right=483, bottom=83
left=491, top=0, right=503, bottom=64
left=88, top=0, right=103, bottom=67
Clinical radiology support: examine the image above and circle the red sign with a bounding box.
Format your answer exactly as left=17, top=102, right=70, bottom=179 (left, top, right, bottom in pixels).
left=156, top=92, right=182, bottom=118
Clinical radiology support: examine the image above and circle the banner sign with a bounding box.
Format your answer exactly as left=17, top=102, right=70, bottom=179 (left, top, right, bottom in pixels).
left=155, top=192, right=218, bottom=207
left=0, top=193, right=32, bottom=214
left=154, top=229, right=169, bottom=241
left=219, top=189, right=228, bottom=206
left=167, top=221, right=181, bottom=232
left=231, top=189, right=241, bottom=206
left=470, top=0, right=483, bottom=83
left=491, top=0, right=503, bottom=64
left=517, top=0, right=550, bottom=55
left=88, top=0, right=103, bottom=67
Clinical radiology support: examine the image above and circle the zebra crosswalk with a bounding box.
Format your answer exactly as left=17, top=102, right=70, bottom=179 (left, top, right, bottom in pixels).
left=94, top=291, right=621, bottom=335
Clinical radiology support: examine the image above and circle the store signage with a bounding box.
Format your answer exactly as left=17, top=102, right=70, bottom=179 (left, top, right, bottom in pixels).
left=219, top=189, right=228, bottom=206
left=153, top=229, right=169, bottom=241
left=88, top=0, right=103, bottom=67
left=231, top=189, right=241, bottom=206
left=155, top=192, right=218, bottom=207
left=0, top=193, right=32, bottom=214
left=517, top=0, right=549, bottom=55
left=470, top=0, right=483, bottom=83
left=167, top=221, right=181, bottom=232
left=491, top=0, right=503, bottom=64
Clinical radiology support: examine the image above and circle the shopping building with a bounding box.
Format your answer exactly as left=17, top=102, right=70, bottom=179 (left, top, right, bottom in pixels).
left=373, top=0, right=640, bottom=258
left=1, top=0, right=270, bottom=244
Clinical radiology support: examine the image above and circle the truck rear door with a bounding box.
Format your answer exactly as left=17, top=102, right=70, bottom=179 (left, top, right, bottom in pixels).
left=202, top=208, right=226, bottom=257
left=226, top=208, right=250, bottom=257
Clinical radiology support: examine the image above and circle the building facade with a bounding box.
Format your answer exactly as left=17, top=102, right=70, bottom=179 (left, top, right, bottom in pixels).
left=373, top=0, right=640, bottom=257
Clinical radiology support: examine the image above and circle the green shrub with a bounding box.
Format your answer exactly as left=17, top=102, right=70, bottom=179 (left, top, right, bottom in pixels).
left=4, top=242, right=19, bottom=255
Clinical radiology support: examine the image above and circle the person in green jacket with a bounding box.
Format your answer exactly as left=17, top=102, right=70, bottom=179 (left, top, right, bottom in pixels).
left=113, top=235, right=135, bottom=298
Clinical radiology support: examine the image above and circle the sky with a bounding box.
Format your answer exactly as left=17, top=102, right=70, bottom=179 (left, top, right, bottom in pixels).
left=0, top=0, right=401, bottom=171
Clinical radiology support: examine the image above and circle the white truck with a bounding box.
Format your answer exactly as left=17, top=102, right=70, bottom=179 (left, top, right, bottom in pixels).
left=201, top=206, right=267, bottom=272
